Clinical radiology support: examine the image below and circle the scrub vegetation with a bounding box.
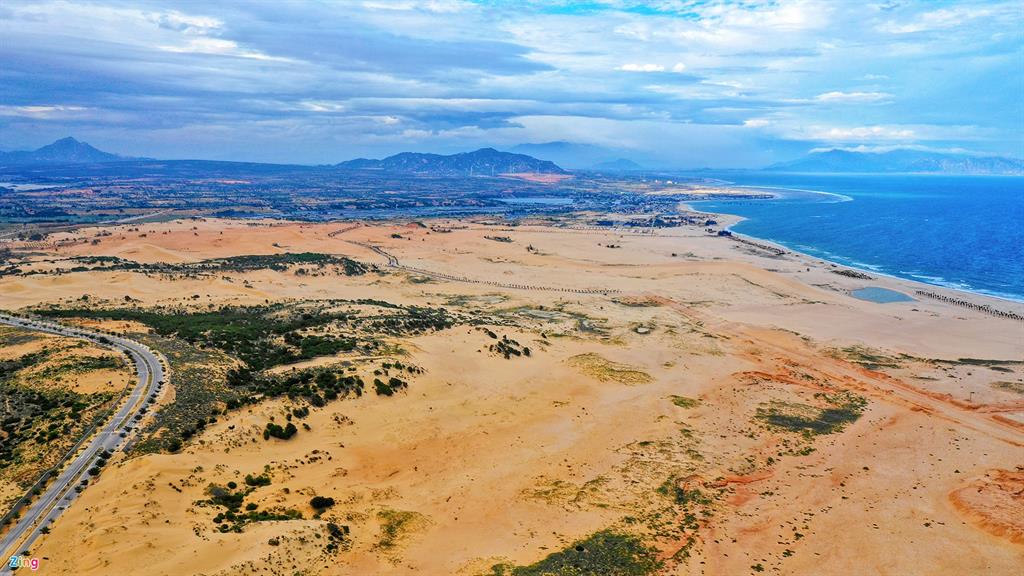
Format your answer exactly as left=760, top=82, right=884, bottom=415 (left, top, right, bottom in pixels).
left=488, top=530, right=661, bottom=576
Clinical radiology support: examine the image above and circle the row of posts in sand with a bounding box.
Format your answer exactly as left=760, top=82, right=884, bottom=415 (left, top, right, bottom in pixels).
left=916, top=290, right=1023, bottom=321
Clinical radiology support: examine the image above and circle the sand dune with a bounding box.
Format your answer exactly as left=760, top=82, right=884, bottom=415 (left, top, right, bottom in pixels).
left=0, top=217, right=1020, bottom=575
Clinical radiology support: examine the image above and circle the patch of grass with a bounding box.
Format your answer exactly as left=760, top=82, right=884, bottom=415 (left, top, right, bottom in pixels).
left=522, top=478, right=577, bottom=504
left=35, top=354, right=125, bottom=380
left=945, top=358, right=1023, bottom=369
left=669, top=395, right=699, bottom=408
left=611, top=296, right=663, bottom=308
left=489, top=530, right=661, bottom=576
left=376, top=509, right=428, bottom=550
left=656, top=480, right=712, bottom=507
left=37, top=300, right=463, bottom=371
left=568, top=353, right=651, bottom=385
left=129, top=333, right=240, bottom=455
left=48, top=252, right=369, bottom=277
left=0, top=328, right=41, bottom=348
left=992, top=381, right=1024, bottom=395
left=756, top=392, right=867, bottom=436
left=0, top=349, right=116, bottom=484
left=45, top=299, right=449, bottom=455
left=830, top=345, right=903, bottom=370
left=202, top=483, right=302, bottom=533
left=36, top=305, right=354, bottom=371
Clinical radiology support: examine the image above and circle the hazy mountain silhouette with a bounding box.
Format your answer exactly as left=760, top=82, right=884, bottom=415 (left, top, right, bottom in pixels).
left=336, top=147, right=566, bottom=176
left=0, top=137, right=139, bottom=164
left=768, top=149, right=1024, bottom=175
left=591, top=158, right=644, bottom=171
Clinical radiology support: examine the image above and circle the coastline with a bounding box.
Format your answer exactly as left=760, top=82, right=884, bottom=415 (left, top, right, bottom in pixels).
left=680, top=184, right=1024, bottom=305
left=681, top=201, right=1024, bottom=309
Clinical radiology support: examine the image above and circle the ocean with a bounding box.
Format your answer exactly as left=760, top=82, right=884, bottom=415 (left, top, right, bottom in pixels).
left=686, top=173, right=1024, bottom=301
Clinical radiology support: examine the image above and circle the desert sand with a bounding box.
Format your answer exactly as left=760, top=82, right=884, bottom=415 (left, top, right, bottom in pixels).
left=0, top=216, right=1020, bottom=575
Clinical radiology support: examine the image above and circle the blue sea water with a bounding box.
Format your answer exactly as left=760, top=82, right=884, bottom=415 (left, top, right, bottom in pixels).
left=687, top=173, right=1024, bottom=301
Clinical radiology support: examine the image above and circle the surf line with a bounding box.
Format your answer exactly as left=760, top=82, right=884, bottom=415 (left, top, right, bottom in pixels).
left=730, top=184, right=854, bottom=203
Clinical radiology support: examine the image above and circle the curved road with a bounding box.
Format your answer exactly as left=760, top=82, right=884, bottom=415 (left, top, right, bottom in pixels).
left=0, top=313, right=164, bottom=569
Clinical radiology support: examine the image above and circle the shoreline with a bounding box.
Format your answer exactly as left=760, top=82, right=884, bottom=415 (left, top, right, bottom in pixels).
left=680, top=190, right=1024, bottom=305
left=680, top=202, right=1024, bottom=307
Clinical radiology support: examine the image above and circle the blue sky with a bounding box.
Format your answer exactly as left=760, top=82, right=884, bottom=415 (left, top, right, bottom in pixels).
left=0, top=0, right=1020, bottom=167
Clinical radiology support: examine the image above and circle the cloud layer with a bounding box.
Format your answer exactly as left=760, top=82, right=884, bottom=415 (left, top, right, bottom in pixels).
left=0, top=0, right=1020, bottom=167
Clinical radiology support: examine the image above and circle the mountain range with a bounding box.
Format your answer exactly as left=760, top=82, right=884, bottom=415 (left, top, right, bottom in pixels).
left=4, top=138, right=1023, bottom=176
left=768, top=149, right=1024, bottom=175
left=0, top=137, right=139, bottom=164
left=336, top=147, right=566, bottom=176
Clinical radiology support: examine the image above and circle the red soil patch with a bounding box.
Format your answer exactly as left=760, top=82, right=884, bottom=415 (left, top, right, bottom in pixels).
left=709, top=470, right=774, bottom=488
left=949, top=469, right=1024, bottom=544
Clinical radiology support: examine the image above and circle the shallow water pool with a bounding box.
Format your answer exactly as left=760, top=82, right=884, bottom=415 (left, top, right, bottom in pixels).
left=850, top=287, right=915, bottom=303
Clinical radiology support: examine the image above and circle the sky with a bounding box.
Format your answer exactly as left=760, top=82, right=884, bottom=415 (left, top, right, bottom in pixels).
left=0, top=0, right=1021, bottom=168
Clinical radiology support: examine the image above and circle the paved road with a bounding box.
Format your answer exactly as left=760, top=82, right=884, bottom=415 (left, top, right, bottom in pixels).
left=0, top=314, right=164, bottom=568
left=0, top=209, right=172, bottom=241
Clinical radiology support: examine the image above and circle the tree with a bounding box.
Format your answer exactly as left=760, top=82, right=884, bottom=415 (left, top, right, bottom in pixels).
left=310, top=496, right=335, bottom=510
left=265, top=421, right=298, bottom=440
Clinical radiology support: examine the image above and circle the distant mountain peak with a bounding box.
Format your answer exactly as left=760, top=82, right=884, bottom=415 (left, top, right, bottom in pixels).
left=336, top=147, right=566, bottom=176
left=508, top=141, right=654, bottom=169
left=768, top=148, right=1024, bottom=175
left=0, top=137, right=132, bottom=165
left=591, top=158, right=644, bottom=171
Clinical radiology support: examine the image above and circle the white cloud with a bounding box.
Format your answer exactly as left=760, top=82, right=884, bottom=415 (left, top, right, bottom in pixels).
left=754, top=116, right=990, bottom=145
left=159, top=37, right=292, bottom=62
left=879, top=6, right=994, bottom=34
left=147, top=10, right=222, bottom=34
left=618, top=63, right=665, bottom=72
left=361, top=1, right=470, bottom=13
left=807, top=125, right=916, bottom=141
left=815, top=91, right=892, bottom=103
left=647, top=84, right=741, bottom=100
left=0, top=105, right=89, bottom=118
left=298, top=100, right=348, bottom=113
left=809, top=144, right=974, bottom=154
left=1, top=0, right=1019, bottom=164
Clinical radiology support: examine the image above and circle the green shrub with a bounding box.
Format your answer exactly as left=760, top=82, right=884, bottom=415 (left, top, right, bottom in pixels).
left=264, top=422, right=297, bottom=440
left=244, top=474, right=271, bottom=487
left=310, top=496, right=335, bottom=510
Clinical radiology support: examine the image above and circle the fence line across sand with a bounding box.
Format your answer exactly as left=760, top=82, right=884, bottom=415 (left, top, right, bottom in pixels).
left=916, top=290, right=1023, bottom=321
